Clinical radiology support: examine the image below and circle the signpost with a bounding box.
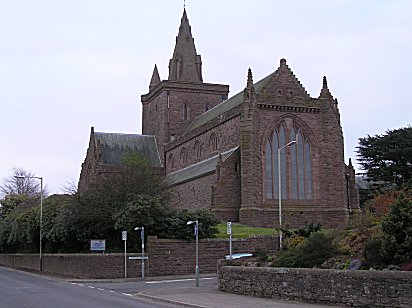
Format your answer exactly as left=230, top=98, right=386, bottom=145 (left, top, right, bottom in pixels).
left=227, top=222, right=232, bottom=259
left=187, top=220, right=199, bottom=287
left=134, top=227, right=145, bottom=279
left=122, top=231, right=127, bottom=278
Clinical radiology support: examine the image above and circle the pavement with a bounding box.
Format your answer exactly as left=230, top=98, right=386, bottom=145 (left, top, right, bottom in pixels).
left=133, top=275, right=334, bottom=308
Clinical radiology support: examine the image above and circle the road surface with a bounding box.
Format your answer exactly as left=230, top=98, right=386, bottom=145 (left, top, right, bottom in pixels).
left=0, top=266, right=169, bottom=308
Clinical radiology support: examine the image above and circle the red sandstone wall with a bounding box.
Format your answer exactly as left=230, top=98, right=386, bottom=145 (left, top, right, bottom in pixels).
left=166, top=116, right=241, bottom=173
left=147, top=235, right=278, bottom=276
left=0, top=236, right=278, bottom=278
left=169, top=173, right=216, bottom=211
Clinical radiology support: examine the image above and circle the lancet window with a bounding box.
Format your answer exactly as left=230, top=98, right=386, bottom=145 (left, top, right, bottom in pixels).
left=265, top=123, right=312, bottom=200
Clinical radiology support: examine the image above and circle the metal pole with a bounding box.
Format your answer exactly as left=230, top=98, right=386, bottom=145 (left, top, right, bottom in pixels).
left=278, top=148, right=282, bottom=250
left=195, top=220, right=199, bottom=287
left=141, top=227, right=145, bottom=279
left=39, top=177, right=43, bottom=271
left=124, top=239, right=127, bottom=279
left=277, top=141, right=296, bottom=250
left=229, top=232, right=232, bottom=259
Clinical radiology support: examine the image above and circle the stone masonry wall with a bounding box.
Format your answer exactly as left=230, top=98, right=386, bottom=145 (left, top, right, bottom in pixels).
left=218, top=264, right=412, bottom=307
left=0, top=253, right=143, bottom=279
left=0, top=236, right=278, bottom=279
left=147, top=235, right=278, bottom=276
left=169, top=173, right=216, bottom=211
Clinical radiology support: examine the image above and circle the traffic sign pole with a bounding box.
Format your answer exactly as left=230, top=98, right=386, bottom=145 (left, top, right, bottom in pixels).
left=122, top=231, right=127, bottom=278
left=227, top=222, right=232, bottom=259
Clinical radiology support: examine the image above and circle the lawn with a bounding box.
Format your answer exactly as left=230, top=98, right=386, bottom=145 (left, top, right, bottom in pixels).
left=215, top=223, right=277, bottom=239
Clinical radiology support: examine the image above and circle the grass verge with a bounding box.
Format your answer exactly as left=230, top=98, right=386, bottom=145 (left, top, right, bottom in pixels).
left=215, top=223, right=277, bottom=239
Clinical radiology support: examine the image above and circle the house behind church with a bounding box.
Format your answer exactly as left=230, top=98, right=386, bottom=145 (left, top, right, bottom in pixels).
left=79, top=9, right=359, bottom=228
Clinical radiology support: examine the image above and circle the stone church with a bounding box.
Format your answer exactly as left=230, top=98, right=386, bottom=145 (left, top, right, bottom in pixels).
left=79, top=10, right=359, bottom=228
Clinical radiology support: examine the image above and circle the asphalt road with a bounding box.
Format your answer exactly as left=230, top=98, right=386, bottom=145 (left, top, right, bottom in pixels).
left=0, top=267, right=170, bottom=308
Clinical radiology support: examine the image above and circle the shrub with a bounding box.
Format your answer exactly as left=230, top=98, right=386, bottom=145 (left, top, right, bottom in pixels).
left=380, top=193, right=412, bottom=265
left=294, top=222, right=322, bottom=238
left=274, top=232, right=337, bottom=268
left=363, top=235, right=388, bottom=269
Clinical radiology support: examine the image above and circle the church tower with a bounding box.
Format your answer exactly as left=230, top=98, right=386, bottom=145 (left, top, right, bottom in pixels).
left=141, top=9, right=229, bottom=165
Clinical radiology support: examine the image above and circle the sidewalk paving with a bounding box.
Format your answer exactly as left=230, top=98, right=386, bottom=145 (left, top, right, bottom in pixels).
left=136, top=277, right=335, bottom=308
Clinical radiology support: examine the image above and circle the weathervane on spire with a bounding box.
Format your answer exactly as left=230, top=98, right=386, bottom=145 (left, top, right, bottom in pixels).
left=184, top=0, right=186, bottom=9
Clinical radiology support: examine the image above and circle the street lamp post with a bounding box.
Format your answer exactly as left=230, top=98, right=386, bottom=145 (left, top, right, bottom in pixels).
left=187, top=220, right=199, bottom=287
left=278, top=141, right=296, bottom=250
left=134, top=227, right=145, bottom=279
left=16, top=175, right=43, bottom=271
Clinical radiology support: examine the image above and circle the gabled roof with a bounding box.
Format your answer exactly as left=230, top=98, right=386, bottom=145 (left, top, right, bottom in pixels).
left=94, top=132, right=162, bottom=167
left=184, top=71, right=275, bottom=134
left=184, top=59, right=310, bottom=136
left=167, top=147, right=239, bottom=185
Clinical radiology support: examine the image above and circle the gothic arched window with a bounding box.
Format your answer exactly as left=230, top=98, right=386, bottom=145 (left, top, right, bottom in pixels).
left=168, top=153, right=175, bottom=169
left=265, top=123, right=312, bottom=200
left=180, top=147, right=188, bottom=164
left=194, top=140, right=202, bottom=158
left=209, top=132, right=218, bottom=151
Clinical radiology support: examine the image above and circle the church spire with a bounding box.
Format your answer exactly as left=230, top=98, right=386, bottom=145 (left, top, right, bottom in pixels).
left=319, top=76, right=333, bottom=98
left=149, top=64, right=161, bottom=91
left=168, top=9, right=203, bottom=82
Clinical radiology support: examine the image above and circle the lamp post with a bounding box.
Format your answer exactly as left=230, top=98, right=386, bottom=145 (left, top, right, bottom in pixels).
left=134, top=227, right=145, bottom=279
left=16, top=175, right=43, bottom=271
left=278, top=141, right=296, bottom=250
left=187, top=220, right=199, bottom=287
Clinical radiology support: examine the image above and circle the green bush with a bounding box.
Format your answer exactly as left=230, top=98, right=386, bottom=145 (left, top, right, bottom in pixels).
left=363, top=235, right=388, bottom=268
left=274, top=232, right=337, bottom=268
left=380, top=193, right=412, bottom=265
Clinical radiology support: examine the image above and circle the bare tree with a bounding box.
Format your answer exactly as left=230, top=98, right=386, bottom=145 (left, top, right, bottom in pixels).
left=61, top=178, right=78, bottom=195
left=0, top=167, right=47, bottom=197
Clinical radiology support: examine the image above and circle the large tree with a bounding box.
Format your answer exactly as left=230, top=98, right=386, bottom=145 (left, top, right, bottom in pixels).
left=1, top=167, right=41, bottom=197
left=0, top=167, right=48, bottom=217
left=357, top=126, right=412, bottom=188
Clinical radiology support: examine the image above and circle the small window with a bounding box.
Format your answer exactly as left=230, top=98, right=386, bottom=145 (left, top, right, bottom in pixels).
left=194, top=141, right=202, bottom=158
left=183, top=104, right=188, bottom=121
left=209, top=132, right=218, bottom=151
left=180, top=147, right=188, bottom=164
left=235, top=162, right=239, bottom=172
left=168, top=153, right=175, bottom=169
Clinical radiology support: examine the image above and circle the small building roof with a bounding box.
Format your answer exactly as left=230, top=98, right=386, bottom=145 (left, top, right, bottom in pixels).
left=167, top=147, right=239, bottom=185
left=94, top=132, right=162, bottom=167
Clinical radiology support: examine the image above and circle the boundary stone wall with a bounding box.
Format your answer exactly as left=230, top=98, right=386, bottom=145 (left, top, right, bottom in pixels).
left=0, top=253, right=143, bottom=279
left=147, top=235, right=278, bottom=276
left=0, top=235, right=278, bottom=279
left=218, top=263, right=412, bottom=307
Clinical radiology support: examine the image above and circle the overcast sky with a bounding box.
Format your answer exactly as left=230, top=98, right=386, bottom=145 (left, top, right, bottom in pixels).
left=1, top=0, right=411, bottom=195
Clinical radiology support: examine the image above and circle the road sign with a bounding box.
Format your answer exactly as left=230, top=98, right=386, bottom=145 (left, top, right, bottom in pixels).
left=122, top=231, right=127, bottom=241
left=128, top=256, right=149, bottom=260
left=227, top=222, right=232, bottom=235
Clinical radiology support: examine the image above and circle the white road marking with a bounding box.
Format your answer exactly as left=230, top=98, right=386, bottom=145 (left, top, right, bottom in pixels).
left=109, top=290, right=115, bottom=293
left=97, top=288, right=105, bottom=291
left=145, top=277, right=215, bottom=284
left=122, top=293, right=132, bottom=296
left=88, top=286, right=95, bottom=289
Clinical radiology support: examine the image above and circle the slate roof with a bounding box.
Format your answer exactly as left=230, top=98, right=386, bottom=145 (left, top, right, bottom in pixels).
left=184, top=72, right=275, bottom=134
left=167, top=147, right=239, bottom=185
left=94, top=132, right=162, bottom=167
